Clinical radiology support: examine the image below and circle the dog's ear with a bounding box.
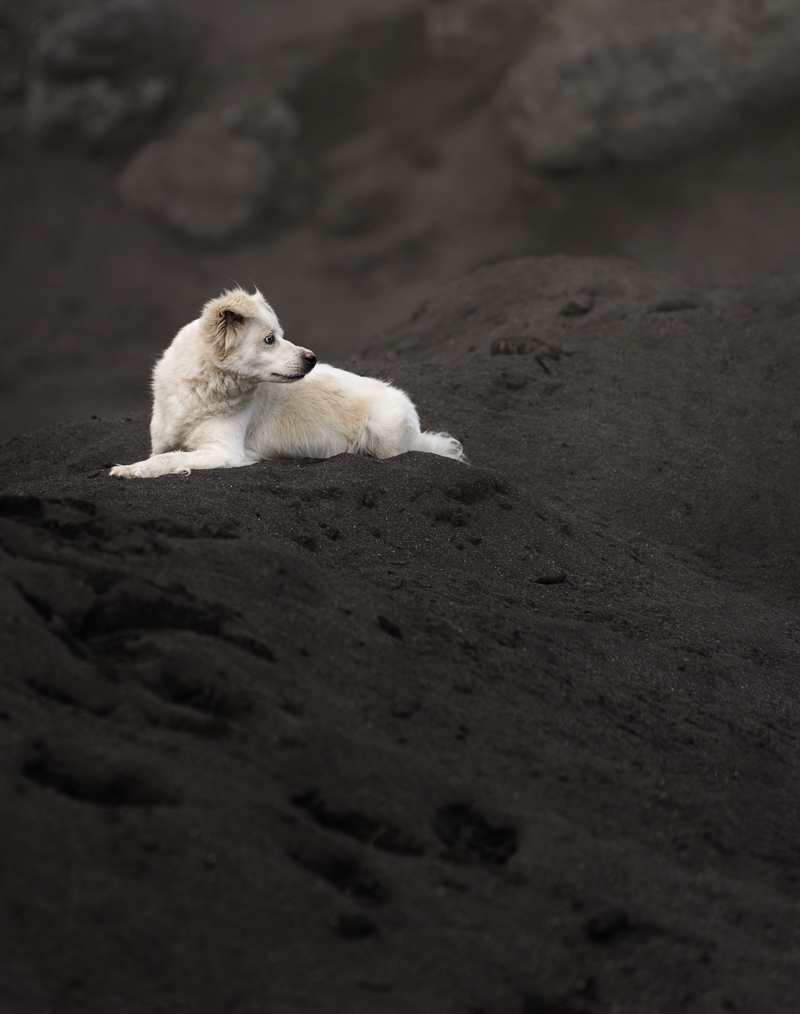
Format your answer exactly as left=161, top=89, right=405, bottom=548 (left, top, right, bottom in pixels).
left=216, top=308, right=245, bottom=346
left=202, top=289, right=262, bottom=352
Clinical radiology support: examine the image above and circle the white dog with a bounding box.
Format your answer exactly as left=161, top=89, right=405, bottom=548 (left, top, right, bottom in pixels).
left=110, top=288, right=464, bottom=478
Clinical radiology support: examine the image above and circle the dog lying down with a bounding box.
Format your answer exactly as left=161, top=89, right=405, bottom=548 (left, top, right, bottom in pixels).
left=111, top=288, right=465, bottom=478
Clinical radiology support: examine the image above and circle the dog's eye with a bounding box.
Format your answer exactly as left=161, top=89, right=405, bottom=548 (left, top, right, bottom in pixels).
left=265, top=334, right=275, bottom=345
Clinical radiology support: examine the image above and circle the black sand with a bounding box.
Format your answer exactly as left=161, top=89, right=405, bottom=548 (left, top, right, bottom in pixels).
left=1, top=256, right=799, bottom=1013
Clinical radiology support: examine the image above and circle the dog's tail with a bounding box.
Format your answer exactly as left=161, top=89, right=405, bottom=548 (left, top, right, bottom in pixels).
left=415, top=430, right=467, bottom=462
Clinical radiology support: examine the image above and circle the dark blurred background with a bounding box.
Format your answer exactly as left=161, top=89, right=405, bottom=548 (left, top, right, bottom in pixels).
left=3, top=0, right=800, bottom=441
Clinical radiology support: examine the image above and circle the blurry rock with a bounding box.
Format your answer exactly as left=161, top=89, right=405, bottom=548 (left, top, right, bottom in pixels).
left=498, top=0, right=800, bottom=169
left=317, top=131, right=410, bottom=235
left=424, top=0, right=537, bottom=63
left=32, top=0, right=170, bottom=79
left=259, top=98, right=300, bottom=153
left=559, top=289, right=593, bottom=316
left=24, top=0, right=176, bottom=146
left=26, top=74, right=171, bottom=145
left=118, top=113, right=276, bottom=241
left=318, top=163, right=409, bottom=235
left=217, top=98, right=300, bottom=153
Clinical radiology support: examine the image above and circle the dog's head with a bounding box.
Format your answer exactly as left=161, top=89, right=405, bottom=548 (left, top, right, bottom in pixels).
left=201, top=288, right=316, bottom=383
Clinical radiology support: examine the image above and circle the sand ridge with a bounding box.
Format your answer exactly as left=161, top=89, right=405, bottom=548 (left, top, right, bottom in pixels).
left=1, top=256, right=799, bottom=1012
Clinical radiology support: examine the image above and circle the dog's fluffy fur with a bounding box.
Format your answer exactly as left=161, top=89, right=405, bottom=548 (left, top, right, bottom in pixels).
left=110, top=288, right=465, bottom=478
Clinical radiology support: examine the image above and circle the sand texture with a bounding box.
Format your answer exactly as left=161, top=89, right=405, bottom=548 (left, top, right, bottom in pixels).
left=1, top=256, right=799, bottom=1013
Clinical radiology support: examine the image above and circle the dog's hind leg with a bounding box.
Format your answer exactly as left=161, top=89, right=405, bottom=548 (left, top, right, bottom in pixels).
left=110, top=446, right=256, bottom=479
left=414, top=431, right=466, bottom=462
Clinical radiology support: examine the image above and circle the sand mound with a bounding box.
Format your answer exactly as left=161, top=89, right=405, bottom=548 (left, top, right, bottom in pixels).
left=1, top=256, right=799, bottom=1013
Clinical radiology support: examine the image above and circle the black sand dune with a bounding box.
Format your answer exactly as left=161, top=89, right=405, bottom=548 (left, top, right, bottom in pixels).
left=1, top=256, right=799, bottom=1013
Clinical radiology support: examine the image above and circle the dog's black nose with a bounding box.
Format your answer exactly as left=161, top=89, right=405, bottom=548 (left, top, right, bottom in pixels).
left=304, top=352, right=317, bottom=371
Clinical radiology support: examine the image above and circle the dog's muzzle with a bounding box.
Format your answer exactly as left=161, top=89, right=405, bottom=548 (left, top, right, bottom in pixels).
left=303, top=352, right=317, bottom=374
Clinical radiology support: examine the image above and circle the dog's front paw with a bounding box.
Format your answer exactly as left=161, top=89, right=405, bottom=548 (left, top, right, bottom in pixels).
left=110, top=461, right=168, bottom=479
left=110, top=460, right=190, bottom=479
left=110, top=463, right=140, bottom=479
